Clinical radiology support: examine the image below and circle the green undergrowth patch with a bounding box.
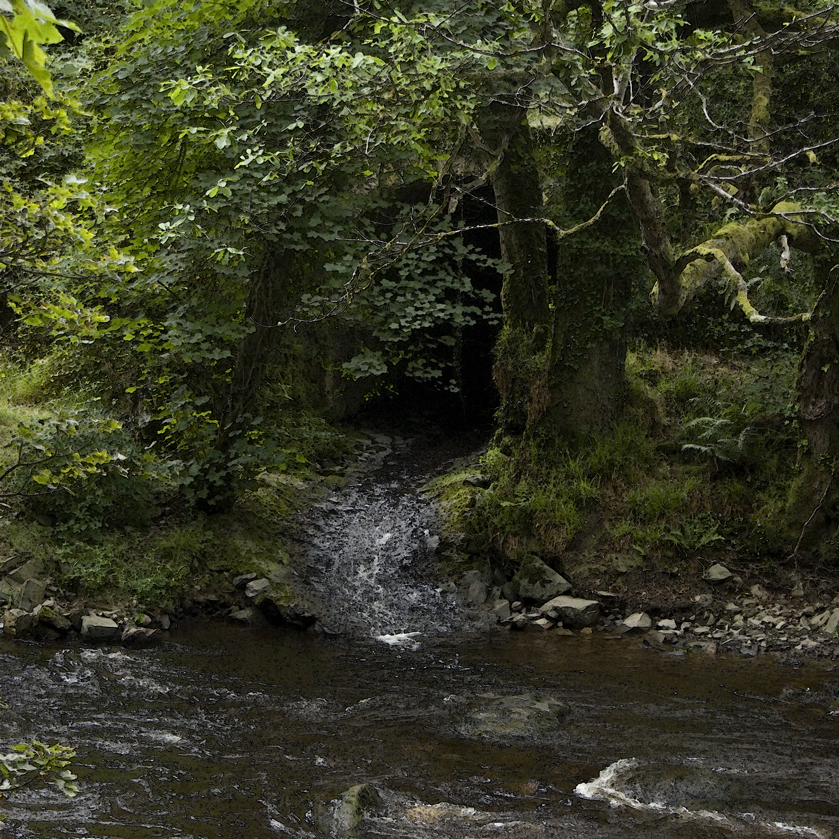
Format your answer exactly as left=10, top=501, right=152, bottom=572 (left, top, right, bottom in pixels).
left=0, top=357, right=341, bottom=612
left=436, top=343, right=802, bottom=576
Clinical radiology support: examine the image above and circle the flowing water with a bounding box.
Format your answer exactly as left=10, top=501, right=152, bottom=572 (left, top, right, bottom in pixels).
left=2, top=439, right=839, bottom=838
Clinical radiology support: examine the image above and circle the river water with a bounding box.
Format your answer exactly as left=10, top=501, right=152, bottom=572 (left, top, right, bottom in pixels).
left=2, top=438, right=839, bottom=838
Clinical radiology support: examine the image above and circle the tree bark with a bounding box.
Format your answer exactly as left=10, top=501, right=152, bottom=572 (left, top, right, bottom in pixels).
left=542, top=128, right=638, bottom=438
left=786, top=265, right=839, bottom=556
left=476, top=102, right=553, bottom=435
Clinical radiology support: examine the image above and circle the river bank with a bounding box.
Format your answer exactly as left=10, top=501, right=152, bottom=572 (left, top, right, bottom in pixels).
left=2, top=428, right=838, bottom=664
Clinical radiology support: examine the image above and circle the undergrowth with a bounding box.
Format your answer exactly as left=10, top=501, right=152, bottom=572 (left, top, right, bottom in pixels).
left=436, top=342, right=802, bottom=575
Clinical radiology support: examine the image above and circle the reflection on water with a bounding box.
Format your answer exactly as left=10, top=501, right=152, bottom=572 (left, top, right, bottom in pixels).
left=2, top=625, right=838, bottom=838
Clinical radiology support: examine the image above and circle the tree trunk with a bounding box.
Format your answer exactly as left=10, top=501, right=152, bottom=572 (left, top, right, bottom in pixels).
left=541, top=128, right=639, bottom=438
left=786, top=265, right=839, bottom=556
left=476, top=103, right=553, bottom=435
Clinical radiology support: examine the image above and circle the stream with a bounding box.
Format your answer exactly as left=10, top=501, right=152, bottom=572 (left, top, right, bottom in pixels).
left=2, top=436, right=839, bottom=838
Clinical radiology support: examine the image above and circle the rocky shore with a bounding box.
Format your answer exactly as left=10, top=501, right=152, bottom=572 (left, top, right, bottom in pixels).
left=462, top=556, right=839, bottom=661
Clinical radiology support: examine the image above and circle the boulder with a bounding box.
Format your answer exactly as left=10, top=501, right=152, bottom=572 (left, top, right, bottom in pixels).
left=540, top=595, right=601, bottom=628
left=512, top=556, right=571, bottom=602
left=449, top=693, right=570, bottom=740
left=34, top=604, right=72, bottom=633
left=459, top=570, right=488, bottom=605
left=3, top=608, right=36, bottom=637
left=121, top=626, right=158, bottom=645
left=81, top=615, right=120, bottom=642
left=703, top=563, right=732, bottom=583
left=314, top=784, right=382, bottom=834
left=7, top=558, right=45, bottom=584
left=18, top=578, right=47, bottom=612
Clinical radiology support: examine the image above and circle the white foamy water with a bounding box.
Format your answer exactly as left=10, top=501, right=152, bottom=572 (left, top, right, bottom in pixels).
left=576, top=759, right=828, bottom=838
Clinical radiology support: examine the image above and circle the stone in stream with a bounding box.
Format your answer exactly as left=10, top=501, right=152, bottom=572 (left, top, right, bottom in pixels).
left=539, top=595, right=601, bottom=628
left=2, top=608, right=36, bottom=637
left=448, top=693, right=570, bottom=740
left=623, top=612, right=652, bottom=631
left=511, top=555, right=571, bottom=602
left=81, top=615, right=120, bottom=642
left=314, top=783, right=382, bottom=834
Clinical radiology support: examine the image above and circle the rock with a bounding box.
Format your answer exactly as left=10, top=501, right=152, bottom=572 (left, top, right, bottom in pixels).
left=0, top=578, right=20, bottom=605
left=623, top=612, right=652, bottom=631
left=232, top=572, right=258, bottom=589
left=34, top=604, right=72, bottom=633
left=512, top=555, right=571, bottom=602
left=509, top=614, right=529, bottom=631
left=823, top=608, right=839, bottom=637
left=657, top=618, right=677, bottom=630
left=540, top=595, right=601, bottom=629
left=80, top=615, right=120, bottom=642
left=121, top=626, right=158, bottom=645
left=450, top=693, right=570, bottom=739
left=7, top=558, right=45, bottom=584
left=703, top=563, right=732, bottom=583
left=18, top=578, right=47, bottom=612
left=314, top=784, right=382, bottom=834
left=245, top=577, right=271, bottom=599
left=228, top=606, right=269, bottom=627
left=492, top=599, right=511, bottom=622
left=2, top=608, right=36, bottom=637
left=694, top=593, right=713, bottom=609
left=525, top=617, right=555, bottom=631
left=791, top=581, right=804, bottom=598
left=460, top=571, right=488, bottom=605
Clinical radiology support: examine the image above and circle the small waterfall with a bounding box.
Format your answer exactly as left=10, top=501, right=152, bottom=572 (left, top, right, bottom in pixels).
left=299, top=436, right=463, bottom=643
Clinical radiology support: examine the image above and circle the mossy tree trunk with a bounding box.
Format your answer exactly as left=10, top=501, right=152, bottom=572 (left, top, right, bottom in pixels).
left=786, top=265, right=839, bottom=556
left=477, top=103, right=552, bottom=436
left=541, top=129, right=640, bottom=439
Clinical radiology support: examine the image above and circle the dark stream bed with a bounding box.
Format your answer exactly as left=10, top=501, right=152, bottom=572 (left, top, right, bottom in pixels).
left=2, top=624, right=838, bottom=839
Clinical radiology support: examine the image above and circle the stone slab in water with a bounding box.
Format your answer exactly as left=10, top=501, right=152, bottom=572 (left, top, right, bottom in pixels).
left=81, top=615, right=120, bottom=641
left=540, top=595, right=601, bottom=628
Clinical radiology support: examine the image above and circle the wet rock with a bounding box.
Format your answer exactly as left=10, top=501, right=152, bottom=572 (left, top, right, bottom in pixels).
left=512, top=555, right=571, bottom=602
left=121, top=626, right=158, bottom=645
left=449, top=693, right=570, bottom=740
left=525, top=617, right=555, bottom=631
left=0, top=578, right=20, bottom=605
left=623, top=612, right=652, bottom=631
left=703, top=563, right=732, bottom=583
left=459, top=570, right=488, bottom=605
left=540, top=595, right=601, bottom=629
left=81, top=615, right=120, bottom=642
left=314, top=783, right=382, bottom=834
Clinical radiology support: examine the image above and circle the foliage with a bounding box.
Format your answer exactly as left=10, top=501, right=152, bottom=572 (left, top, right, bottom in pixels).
left=0, top=0, right=78, bottom=97
left=0, top=739, right=78, bottom=803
